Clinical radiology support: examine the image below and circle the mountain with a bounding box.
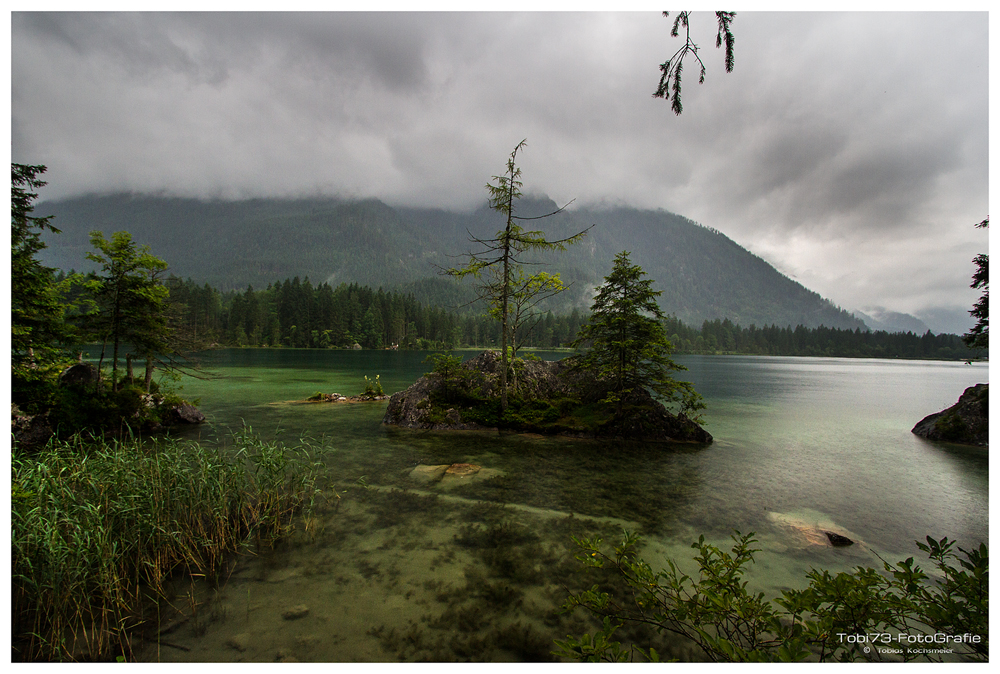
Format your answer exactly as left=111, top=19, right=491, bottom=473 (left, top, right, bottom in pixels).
left=909, top=307, right=973, bottom=337
left=37, top=193, right=867, bottom=330
left=855, top=307, right=932, bottom=335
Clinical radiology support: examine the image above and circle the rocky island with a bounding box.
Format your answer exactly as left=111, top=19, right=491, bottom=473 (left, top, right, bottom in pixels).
left=912, top=383, right=988, bottom=447
left=11, top=362, right=206, bottom=451
left=382, top=350, right=712, bottom=444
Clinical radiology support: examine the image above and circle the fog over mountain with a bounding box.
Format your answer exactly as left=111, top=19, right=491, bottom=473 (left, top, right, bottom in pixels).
left=856, top=308, right=931, bottom=336
left=37, top=192, right=875, bottom=332
left=11, top=10, right=988, bottom=335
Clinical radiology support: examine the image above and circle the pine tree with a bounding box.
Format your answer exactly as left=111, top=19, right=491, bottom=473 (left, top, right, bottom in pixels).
left=571, top=251, right=704, bottom=418
left=446, top=139, right=590, bottom=410
left=11, top=164, right=69, bottom=385
left=963, top=217, right=988, bottom=351
left=654, top=11, right=736, bottom=115
left=83, top=231, right=171, bottom=391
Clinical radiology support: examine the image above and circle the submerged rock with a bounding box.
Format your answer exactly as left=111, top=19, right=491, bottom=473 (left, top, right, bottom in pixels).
left=767, top=511, right=859, bottom=550
left=409, top=462, right=500, bottom=487
left=383, top=350, right=712, bottom=444
left=282, top=605, right=310, bottom=620
left=445, top=463, right=480, bottom=477
left=226, top=633, right=250, bottom=652
left=409, top=464, right=451, bottom=483
left=912, top=383, right=988, bottom=447
left=304, top=392, right=389, bottom=403
left=824, top=531, right=854, bottom=547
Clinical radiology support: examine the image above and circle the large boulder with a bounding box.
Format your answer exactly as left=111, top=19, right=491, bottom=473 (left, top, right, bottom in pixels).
left=912, top=384, right=988, bottom=447
left=383, top=350, right=712, bottom=444
left=58, top=363, right=100, bottom=388
left=596, top=399, right=713, bottom=444
left=11, top=404, right=53, bottom=451
left=167, top=403, right=206, bottom=425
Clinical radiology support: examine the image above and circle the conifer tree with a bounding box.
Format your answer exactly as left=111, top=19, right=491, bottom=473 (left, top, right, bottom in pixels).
left=84, top=231, right=171, bottom=391
left=963, top=217, right=988, bottom=351
left=446, top=139, right=590, bottom=410
left=654, top=11, right=736, bottom=115
left=571, top=251, right=704, bottom=418
left=11, top=164, right=68, bottom=386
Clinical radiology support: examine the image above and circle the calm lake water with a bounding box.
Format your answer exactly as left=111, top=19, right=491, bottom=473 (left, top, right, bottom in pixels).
left=135, top=349, right=988, bottom=662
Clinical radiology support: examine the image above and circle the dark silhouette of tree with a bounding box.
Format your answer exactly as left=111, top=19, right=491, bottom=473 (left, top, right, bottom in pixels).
left=654, top=11, right=736, bottom=115
left=963, top=217, right=988, bottom=350
left=11, top=164, right=68, bottom=380
left=84, top=231, right=171, bottom=391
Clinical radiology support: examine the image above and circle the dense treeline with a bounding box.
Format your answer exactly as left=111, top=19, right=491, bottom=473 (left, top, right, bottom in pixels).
left=165, top=275, right=588, bottom=350
left=663, top=316, right=978, bottom=360
left=163, top=275, right=979, bottom=360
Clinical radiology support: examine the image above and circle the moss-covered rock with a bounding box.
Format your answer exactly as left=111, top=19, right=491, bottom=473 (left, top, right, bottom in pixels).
left=383, top=350, right=712, bottom=444
left=912, top=383, right=988, bottom=447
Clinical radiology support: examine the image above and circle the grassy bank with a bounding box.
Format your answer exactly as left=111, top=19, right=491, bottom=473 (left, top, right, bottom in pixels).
left=11, top=427, right=326, bottom=662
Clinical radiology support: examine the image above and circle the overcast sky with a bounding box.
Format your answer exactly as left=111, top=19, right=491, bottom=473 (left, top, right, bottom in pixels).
left=9, top=8, right=990, bottom=332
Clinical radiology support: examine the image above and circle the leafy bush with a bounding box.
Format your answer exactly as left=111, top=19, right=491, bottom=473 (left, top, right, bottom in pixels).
left=502, top=397, right=561, bottom=427
left=423, top=352, right=474, bottom=401
left=557, top=531, right=987, bottom=663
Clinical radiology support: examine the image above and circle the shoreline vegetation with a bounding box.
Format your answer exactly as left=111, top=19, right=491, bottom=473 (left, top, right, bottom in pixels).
left=164, top=340, right=985, bottom=362
left=11, top=426, right=325, bottom=662
left=158, top=276, right=981, bottom=361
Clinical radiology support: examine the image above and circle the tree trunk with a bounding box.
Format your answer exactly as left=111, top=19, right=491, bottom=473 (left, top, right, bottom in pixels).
left=96, top=339, right=107, bottom=394
left=499, top=180, right=514, bottom=413
left=144, top=355, right=154, bottom=393
left=112, top=335, right=120, bottom=392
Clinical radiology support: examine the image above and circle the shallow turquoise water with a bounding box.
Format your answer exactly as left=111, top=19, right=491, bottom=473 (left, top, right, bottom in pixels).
left=133, top=349, right=988, bottom=662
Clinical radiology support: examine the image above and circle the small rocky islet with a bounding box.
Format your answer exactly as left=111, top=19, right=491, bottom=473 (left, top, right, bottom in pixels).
left=302, top=392, right=390, bottom=403
left=11, top=362, right=206, bottom=450
left=912, top=383, right=988, bottom=448
left=381, top=350, right=712, bottom=444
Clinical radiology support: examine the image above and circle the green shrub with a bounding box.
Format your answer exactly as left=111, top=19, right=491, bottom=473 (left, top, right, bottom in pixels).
left=502, top=397, right=561, bottom=428
left=557, top=531, right=988, bottom=663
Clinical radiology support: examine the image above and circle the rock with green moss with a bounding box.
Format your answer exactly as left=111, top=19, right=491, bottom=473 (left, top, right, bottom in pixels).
left=912, top=383, right=988, bottom=447
left=382, top=350, right=712, bottom=444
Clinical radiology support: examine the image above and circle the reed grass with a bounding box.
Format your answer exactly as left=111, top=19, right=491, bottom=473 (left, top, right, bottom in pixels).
left=11, top=424, right=324, bottom=662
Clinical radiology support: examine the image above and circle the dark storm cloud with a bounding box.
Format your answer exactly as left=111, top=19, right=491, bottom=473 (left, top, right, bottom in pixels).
left=9, top=10, right=989, bottom=328
left=664, top=12, right=987, bottom=234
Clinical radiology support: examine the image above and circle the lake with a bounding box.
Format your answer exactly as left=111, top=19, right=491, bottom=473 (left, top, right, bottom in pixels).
left=137, top=349, right=989, bottom=662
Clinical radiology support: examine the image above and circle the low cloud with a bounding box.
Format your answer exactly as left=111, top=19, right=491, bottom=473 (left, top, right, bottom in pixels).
left=11, top=11, right=988, bottom=323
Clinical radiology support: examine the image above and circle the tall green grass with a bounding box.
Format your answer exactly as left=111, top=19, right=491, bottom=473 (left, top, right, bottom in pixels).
left=11, top=425, right=324, bottom=661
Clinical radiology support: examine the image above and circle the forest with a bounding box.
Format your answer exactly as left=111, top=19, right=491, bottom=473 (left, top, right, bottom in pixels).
left=153, top=274, right=977, bottom=360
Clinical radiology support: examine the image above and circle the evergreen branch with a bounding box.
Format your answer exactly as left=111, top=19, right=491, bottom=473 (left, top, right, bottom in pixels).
left=654, top=11, right=736, bottom=116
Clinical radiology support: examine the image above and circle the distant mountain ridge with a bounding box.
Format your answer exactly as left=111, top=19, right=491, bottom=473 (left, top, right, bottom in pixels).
left=856, top=307, right=931, bottom=335
left=38, top=193, right=867, bottom=331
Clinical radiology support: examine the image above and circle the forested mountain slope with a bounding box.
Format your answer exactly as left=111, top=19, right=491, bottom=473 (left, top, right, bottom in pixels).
left=38, top=193, right=866, bottom=330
